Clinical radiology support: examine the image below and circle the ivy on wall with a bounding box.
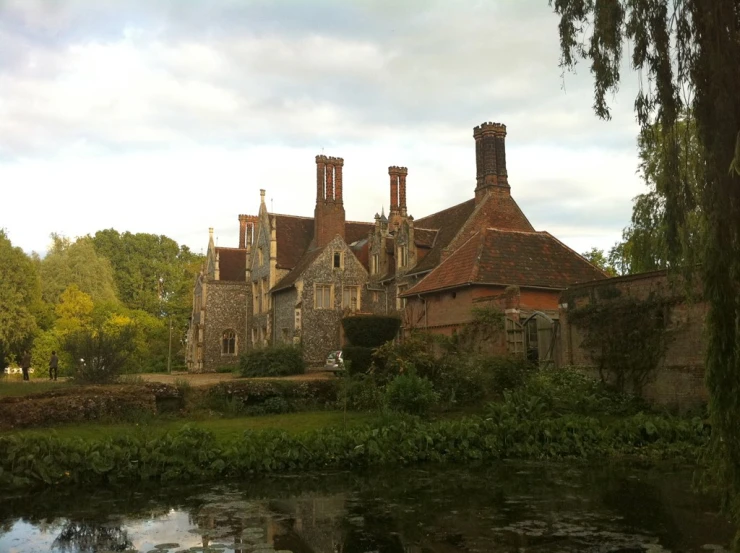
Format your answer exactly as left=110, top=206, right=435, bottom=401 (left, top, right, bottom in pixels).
left=569, top=294, right=676, bottom=393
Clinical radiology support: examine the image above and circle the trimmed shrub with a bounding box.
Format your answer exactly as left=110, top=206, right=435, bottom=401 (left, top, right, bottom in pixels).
left=342, top=315, right=401, bottom=347
left=238, top=345, right=305, bottom=377
left=385, top=373, right=438, bottom=416
left=207, top=379, right=339, bottom=410
left=0, top=384, right=182, bottom=430
left=342, top=345, right=374, bottom=374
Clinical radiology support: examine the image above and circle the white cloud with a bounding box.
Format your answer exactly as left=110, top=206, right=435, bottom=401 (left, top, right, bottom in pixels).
left=0, top=0, right=644, bottom=258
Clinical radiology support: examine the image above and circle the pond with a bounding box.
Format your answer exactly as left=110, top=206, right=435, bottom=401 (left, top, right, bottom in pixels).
left=0, top=462, right=733, bottom=553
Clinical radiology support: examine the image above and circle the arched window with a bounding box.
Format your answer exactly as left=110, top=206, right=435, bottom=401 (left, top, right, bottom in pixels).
left=222, top=330, right=236, bottom=355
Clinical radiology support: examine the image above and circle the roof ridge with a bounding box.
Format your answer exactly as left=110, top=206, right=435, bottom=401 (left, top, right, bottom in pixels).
left=215, top=246, right=248, bottom=251
left=484, top=227, right=543, bottom=235
left=269, top=213, right=314, bottom=220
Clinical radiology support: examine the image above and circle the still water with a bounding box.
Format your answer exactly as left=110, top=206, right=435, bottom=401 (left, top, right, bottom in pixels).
left=0, top=462, right=733, bottom=553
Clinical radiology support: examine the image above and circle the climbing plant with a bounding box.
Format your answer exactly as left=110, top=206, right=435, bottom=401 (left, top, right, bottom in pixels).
left=569, top=296, right=675, bottom=393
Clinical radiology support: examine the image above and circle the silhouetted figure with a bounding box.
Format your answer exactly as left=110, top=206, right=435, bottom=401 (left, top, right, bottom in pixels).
left=49, top=351, right=59, bottom=381
left=21, top=352, right=31, bottom=381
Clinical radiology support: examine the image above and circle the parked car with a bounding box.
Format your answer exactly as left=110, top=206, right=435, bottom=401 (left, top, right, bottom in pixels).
left=324, top=350, right=344, bottom=373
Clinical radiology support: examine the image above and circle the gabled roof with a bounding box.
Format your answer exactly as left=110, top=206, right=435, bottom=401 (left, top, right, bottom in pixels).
left=402, top=228, right=607, bottom=296
left=414, top=228, right=437, bottom=248
left=272, top=248, right=324, bottom=293
left=215, top=247, right=247, bottom=282
left=272, top=214, right=314, bottom=270
left=407, top=199, right=476, bottom=275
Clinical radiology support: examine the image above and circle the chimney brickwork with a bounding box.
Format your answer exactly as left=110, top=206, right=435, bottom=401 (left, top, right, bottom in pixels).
left=238, top=214, right=259, bottom=248
left=314, top=155, right=346, bottom=248
left=388, top=166, right=408, bottom=229
left=474, top=122, right=509, bottom=203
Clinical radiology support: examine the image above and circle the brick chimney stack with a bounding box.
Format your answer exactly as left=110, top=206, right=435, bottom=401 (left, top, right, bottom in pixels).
left=388, top=166, right=408, bottom=229
left=474, top=122, right=509, bottom=203
left=314, top=155, right=346, bottom=248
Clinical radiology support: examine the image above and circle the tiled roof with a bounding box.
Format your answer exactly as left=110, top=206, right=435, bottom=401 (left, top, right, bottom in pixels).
left=350, top=238, right=369, bottom=270
left=414, top=228, right=437, bottom=248
left=272, top=248, right=324, bottom=293
left=273, top=214, right=314, bottom=270
left=216, top=247, right=247, bottom=281
left=403, top=228, right=607, bottom=296
left=346, top=221, right=374, bottom=244
left=407, top=199, right=476, bottom=275
left=271, top=215, right=373, bottom=270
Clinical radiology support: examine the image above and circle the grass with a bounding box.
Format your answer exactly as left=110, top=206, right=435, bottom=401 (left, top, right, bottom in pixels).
left=3, top=411, right=378, bottom=442
left=0, top=379, right=73, bottom=398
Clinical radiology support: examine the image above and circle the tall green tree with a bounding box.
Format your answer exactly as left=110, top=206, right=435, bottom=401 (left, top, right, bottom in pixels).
left=39, top=235, right=119, bottom=305
left=549, top=0, right=740, bottom=540
left=581, top=247, right=617, bottom=275
left=0, top=230, right=39, bottom=365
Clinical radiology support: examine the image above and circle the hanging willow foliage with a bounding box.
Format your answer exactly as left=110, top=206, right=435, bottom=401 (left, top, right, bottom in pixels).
left=549, top=0, right=740, bottom=541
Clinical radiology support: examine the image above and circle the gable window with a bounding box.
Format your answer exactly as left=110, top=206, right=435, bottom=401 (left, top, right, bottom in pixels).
left=315, top=284, right=332, bottom=309
left=222, top=330, right=236, bottom=355
left=333, top=251, right=344, bottom=269
left=343, top=286, right=360, bottom=312
left=371, top=253, right=380, bottom=275
left=397, top=246, right=408, bottom=268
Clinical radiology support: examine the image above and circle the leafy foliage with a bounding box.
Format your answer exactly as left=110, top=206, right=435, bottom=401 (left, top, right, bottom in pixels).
left=341, top=315, right=401, bottom=347
left=338, top=375, right=386, bottom=411
left=385, top=373, right=438, bottom=416
left=549, top=0, right=740, bottom=536
left=238, top=345, right=305, bottom=377
left=64, top=322, right=137, bottom=384
left=0, top=230, right=40, bottom=362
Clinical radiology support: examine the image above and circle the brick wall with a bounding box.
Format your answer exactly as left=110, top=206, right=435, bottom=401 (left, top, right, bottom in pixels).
left=558, top=270, right=707, bottom=410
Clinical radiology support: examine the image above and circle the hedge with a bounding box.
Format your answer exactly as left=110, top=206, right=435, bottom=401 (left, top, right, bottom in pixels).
left=239, top=345, right=305, bottom=377
left=341, top=345, right=374, bottom=374
left=341, top=315, right=401, bottom=347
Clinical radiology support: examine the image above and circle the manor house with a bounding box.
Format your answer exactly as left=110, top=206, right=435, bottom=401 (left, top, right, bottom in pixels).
left=186, top=122, right=606, bottom=371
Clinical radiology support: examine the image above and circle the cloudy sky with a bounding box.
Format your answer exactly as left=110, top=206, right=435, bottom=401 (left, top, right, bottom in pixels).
left=0, top=0, right=645, bottom=257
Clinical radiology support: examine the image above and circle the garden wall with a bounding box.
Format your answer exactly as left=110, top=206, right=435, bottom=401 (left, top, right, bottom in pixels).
left=557, top=270, right=708, bottom=411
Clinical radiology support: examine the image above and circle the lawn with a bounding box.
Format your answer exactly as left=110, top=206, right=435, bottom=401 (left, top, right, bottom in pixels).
left=0, top=379, right=74, bottom=397
left=4, top=411, right=378, bottom=442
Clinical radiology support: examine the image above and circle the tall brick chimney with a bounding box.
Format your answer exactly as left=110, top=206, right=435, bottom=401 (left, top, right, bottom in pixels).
left=474, top=122, right=509, bottom=203
left=388, top=166, right=408, bottom=229
left=314, top=155, right=346, bottom=248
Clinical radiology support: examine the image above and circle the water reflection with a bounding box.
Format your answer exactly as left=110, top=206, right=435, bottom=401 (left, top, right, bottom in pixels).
left=0, top=462, right=732, bottom=553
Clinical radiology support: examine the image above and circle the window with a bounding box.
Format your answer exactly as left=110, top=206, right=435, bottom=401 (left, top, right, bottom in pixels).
left=261, top=278, right=269, bottom=312
left=371, top=254, right=379, bottom=275
left=262, top=326, right=267, bottom=345
left=258, top=247, right=264, bottom=266
left=333, top=251, right=343, bottom=269
left=294, top=307, right=301, bottom=330
left=315, top=284, right=332, bottom=309
left=397, top=246, right=408, bottom=268
left=253, top=285, right=259, bottom=314
left=251, top=328, right=257, bottom=345
left=372, top=291, right=379, bottom=303
left=343, top=286, right=360, bottom=311
left=397, top=285, right=408, bottom=310
left=281, top=328, right=289, bottom=342
left=221, top=330, right=236, bottom=355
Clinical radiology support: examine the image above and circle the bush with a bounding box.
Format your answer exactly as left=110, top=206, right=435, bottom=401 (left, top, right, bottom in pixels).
left=342, top=315, right=401, bottom=347
left=342, top=345, right=374, bottom=374
left=478, top=355, right=535, bottom=392
left=238, top=345, right=305, bottom=377
left=385, top=373, right=438, bottom=416
left=207, top=379, right=339, bottom=411
left=64, top=324, right=137, bottom=384
left=434, top=357, right=491, bottom=406
left=338, top=375, right=386, bottom=411
left=371, top=333, right=442, bottom=383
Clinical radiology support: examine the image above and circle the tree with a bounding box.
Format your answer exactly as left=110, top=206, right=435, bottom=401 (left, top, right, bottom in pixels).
left=549, top=0, right=740, bottom=539
left=39, top=235, right=119, bottom=305
left=0, top=230, right=39, bottom=365
left=581, top=247, right=617, bottom=275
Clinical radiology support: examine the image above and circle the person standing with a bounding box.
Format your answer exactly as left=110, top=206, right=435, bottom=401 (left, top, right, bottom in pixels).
left=49, top=351, right=59, bottom=381
left=20, top=351, right=31, bottom=381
